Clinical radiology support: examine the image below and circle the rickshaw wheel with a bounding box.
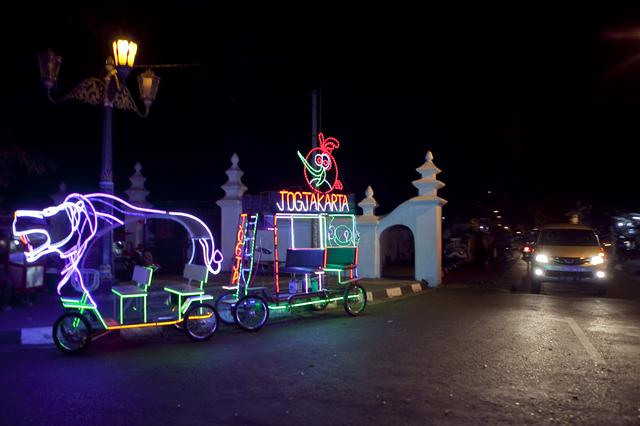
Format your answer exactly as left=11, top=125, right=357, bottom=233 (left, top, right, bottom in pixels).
left=183, top=303, right=219, bottom=341
left=234, top=295, right=269, bottom=331
left=52, top=313, right=92, bottom=354
left=343, top=283, right=367, bottom=317
left=214, top=292, right=238, bottom=325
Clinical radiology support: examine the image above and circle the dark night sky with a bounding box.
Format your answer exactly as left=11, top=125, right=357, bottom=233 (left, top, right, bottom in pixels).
left=3, top=3, right=640, bottom=223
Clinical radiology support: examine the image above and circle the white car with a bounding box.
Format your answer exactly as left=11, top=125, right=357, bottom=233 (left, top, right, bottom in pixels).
left=531, top=224, right=607, bottom=295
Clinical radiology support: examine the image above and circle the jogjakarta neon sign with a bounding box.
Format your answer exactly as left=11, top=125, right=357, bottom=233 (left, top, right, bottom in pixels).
left=275, top=190, right=350, bottom=213
left=297, top=133, right=343, bottom=194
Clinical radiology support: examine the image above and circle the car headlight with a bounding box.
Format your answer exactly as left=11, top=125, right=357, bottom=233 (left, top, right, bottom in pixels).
left=590, top=255, right=604, bottom=265
left=535, top=254, right=549, bottom=263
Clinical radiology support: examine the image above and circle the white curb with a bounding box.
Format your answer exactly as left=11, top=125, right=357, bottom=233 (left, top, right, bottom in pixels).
left=21, top=327, right=53, bottom=345
left=386, top=287, right=403, bottom=298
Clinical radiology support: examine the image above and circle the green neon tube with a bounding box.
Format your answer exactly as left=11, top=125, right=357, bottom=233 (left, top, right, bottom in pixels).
left=290, top=299, right=327, bottom=308
left=62, top=303, right=96, bottom=310
left=268, top=305, right=288, bottom=311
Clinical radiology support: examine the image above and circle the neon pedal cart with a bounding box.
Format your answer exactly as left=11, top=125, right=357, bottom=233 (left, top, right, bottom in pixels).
left=215, top=133, right=367, bottom=331
left=12, top=193, right=224, bottom=353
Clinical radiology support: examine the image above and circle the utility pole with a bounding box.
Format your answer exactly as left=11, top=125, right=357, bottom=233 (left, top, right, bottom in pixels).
left=311, top=88, right=322, bottom=247
left=311, top=88, right=321, bottom=148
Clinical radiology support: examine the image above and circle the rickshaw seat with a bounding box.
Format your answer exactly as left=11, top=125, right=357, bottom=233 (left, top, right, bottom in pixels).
left=111, top=266, right=154, bottom=324
left=163, top=264, right=208, bottom=296
left=112, top=286, right=146, bottom=296
left=324, top=247, right=357, bottom=271
left=279, top=249, right=325, bottom=274
left=112, top=266, right=153, bottom=295
left=163, top=264, right=208, bottom=320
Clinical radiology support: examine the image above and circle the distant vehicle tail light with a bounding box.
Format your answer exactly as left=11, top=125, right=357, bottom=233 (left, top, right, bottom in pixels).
left=523, top=246, right=531, bottom=253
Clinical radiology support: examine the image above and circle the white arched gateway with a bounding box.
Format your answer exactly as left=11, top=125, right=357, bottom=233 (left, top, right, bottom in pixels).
left=357, top=151, right=446, bottom=286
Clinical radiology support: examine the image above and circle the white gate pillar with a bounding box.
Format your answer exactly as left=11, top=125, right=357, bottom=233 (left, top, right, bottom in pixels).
left=410, top=151, right=447, bottom=286
left=357, top=186, right=380, bottom=278
left=124, top=162, right=152, bottom=249
left=216, top=153, right=248, bottom=272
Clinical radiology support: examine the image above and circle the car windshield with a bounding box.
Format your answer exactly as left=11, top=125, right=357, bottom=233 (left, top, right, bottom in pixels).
left=539, top=229, right=599, bottom=246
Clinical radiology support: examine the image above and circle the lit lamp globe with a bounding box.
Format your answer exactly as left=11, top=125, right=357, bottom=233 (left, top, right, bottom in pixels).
left=38, top=49, right=62, bottom=92
left=138, top=69, right=161, bottom=109
left=112, top=39, right=138, bottom=81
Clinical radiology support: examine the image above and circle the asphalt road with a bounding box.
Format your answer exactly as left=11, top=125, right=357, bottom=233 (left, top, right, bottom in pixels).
left=1, top=268, right=640, bottom=425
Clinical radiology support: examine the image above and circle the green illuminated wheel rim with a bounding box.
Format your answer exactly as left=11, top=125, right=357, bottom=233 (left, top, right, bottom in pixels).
left=184, top=303, right=219, bottom=341
left=53, top=313, right=92, bottom=354
left=343, top=283, right=367, bottom=317
left=214, top=292, right=238, bottom=325
left=234, top=295, right=269, bottom=331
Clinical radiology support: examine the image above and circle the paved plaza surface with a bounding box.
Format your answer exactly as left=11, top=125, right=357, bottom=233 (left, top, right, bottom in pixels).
left=1, top=259, right=640, bottom=425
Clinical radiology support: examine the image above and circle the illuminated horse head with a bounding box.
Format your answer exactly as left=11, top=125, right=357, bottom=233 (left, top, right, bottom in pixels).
left=297, top=133, right=343, bottom=193
left=12, top=193, right=101, bottom=297
left=12, top=193, right=223, bottom=301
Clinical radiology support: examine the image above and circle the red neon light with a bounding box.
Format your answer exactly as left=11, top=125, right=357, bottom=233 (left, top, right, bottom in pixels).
left=273, top=215, right=279, bottom=293
left=275, top=190, right=349, bottom=213
left=352, top=246, right=359, bottom=280
left=302, top=133, right=343, bottom=194
left=230, top=214, right=247, bottom=285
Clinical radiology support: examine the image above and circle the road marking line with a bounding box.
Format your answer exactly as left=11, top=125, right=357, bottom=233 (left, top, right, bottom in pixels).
left=21, top=327, right=53, bottom=345
left=411, top=283, right=422, bottom=292
left=386, top=288, right=402, bottom=298
left=565, top=317, right=606, bottom=365
left=366, top=291, right=373, bottom=301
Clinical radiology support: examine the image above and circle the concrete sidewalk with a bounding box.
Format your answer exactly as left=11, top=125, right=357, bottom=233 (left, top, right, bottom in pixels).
left=0, top=274, right=428, bottom=345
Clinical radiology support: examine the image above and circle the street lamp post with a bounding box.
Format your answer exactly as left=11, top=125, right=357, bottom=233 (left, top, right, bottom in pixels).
left=38, top=39, right=160, bottom=284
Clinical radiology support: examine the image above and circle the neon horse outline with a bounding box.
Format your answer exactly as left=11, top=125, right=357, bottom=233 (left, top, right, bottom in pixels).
left=12, top=193, right=223, bottom=310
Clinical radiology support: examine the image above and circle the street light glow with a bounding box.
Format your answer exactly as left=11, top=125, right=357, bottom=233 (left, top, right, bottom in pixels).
left=113, top=39, right=138, bottom=67
left=138, top=69, right=161, bottom=108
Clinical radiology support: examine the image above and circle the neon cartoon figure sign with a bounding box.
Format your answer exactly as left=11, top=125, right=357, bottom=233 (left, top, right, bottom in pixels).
left=297, top=133, right=343, bottom=194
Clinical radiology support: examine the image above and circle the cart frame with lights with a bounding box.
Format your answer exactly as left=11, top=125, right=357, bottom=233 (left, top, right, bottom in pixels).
left=12, top=193, right=224, bottom=353
left=214, top=134, right=366, bottom=331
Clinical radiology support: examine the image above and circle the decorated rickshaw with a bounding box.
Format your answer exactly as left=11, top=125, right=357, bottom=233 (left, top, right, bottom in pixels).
left=214, top=133, right=366, bottom=330
left=12, top=193, right=223, bottom=353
